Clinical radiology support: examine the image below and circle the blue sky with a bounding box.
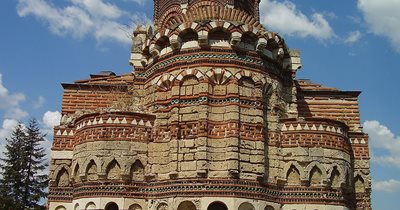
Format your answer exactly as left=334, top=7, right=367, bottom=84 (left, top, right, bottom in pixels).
left=0, top=0, right=399, bottom=209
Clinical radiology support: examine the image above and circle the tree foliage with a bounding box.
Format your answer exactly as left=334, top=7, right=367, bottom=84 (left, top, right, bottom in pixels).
left=0, top=119, right=49, bottom=210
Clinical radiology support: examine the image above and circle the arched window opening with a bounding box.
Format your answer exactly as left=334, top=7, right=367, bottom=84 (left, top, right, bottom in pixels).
left=56, top=168, right=70, bottom=187
left=177, top=201, right=197, bottom=210
left=156, top=36, right=171, bottom=50
left=287, top=165, right=301, bottom=185
left=105, top=202, right=119, bottom=210
left=238, top=202, right=255, bottom=210
left=207, top=202, right=228, bottom=210
left=310, top=166, right=323, bottom=186
left=240, top=32, right=258, bottom=50
left=106, top=159, right=121, bottom=180
left=157, top=203, right=168, bottom=210
left=181, top=29, right=199, bottom=43
left=209, top=28, right=231, bottom=47
left=131, top=160, right=145, bottom=181
left=239, top=76, right=255, bottom=88
left=86, top=160, right=98, bottom=181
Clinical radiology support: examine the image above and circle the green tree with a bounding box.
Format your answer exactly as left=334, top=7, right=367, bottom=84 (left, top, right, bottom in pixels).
left=0, top=119, right=49, bottom=210
left=0, top=123, right=26, bottom=210
left=22, top=118, right=49, bottom=209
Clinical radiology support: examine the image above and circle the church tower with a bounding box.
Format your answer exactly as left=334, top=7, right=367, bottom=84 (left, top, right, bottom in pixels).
left=48, top=1, right=372, bottom=210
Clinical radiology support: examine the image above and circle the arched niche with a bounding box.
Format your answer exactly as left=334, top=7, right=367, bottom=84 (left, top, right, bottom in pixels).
left=180, top=75, right=200, bottom=96
left=330, top=167, right=341, bottom=188
left=56, top=167, right=70, bottom=187
left=129, top=204, right=143, bottom=210
left=177, top=201, right=197, bottom=210
left=86, top=160, right=98, bottom=181
left=157, top=203, right=168, bottom=210
left=86, top=202, right=96, bottom=210
left=309, top=166, right=323, bottom=186
left=73, top=163, right=81, bottom=183
left=131, top=160, right=145, bottom=181
left=238, top=202, right=255, bottom=210
left=105, top=202, right=119, bottom=210
left=106, top=159, right=121, bottom=180
left=354, top=176, right=365, bottom=193
left=264, top=205, right=275, bottom=210
left=55, top=206, right=67, bottom=210
left=207, top=201, right=228, bottom=210
left=209, top=27, right=231, bottom=47
left=287, top=165, right=301, bottom=186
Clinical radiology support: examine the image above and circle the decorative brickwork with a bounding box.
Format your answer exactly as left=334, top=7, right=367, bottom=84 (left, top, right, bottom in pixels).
left=48, top=1, right=371, bottom=210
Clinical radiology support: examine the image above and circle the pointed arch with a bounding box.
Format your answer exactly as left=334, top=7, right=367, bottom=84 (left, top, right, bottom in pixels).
left=131, top=160, right=145, bottom=181
left=86, top=160, right=98, bottom=181
left=286, top=165, right=301, bottom=185
left=106, top=159, right=121, bottom=180
left=354, top=175, right=365, bottom=193
left=306, top=161, right=327, bottom=183
left=309, top=166, right=323, bottom=186
left=330, top=166, right=341, bottom=188
left=73, top=163, right=81, bottom=183
left=56, top=167, right=70, bottom=187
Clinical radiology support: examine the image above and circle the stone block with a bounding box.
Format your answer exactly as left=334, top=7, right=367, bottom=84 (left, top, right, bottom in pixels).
left=181, top=161, right=197, bottom=171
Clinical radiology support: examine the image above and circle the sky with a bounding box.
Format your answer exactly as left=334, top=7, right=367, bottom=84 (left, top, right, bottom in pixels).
left=0, top=0, right=399, bottom=209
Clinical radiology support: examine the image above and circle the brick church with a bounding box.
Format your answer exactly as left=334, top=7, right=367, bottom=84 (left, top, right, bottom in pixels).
left=48, top=0, right=371, bottom=210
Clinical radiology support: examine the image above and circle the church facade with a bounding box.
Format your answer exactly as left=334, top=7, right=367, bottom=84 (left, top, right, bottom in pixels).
left=48, top=1, right=371, bottom=210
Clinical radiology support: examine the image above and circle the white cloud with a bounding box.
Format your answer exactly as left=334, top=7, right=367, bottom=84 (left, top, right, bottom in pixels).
left=33, top=96, right=46, bottom=109
left=0, top=73, right=27, bottom=120
left=260, top=0, right=334, bottom=40
left=358, top=0, right=400, bottom=52
left=345, top=30, right=362, bottom=44
left=374, top=179, right=400, bottom=193
left=363, top=120, right=400, bottom=167
left=42, top=111, right=61, bottom=136
left=16, top=0, right=151, bottom=44
left=124, top=0, right=147, bottom=6
left=43, top=111, right=61, bottom=129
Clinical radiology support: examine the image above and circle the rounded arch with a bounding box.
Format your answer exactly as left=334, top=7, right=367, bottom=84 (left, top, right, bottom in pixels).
left=206, top=68, right=233, bottom=85
left=207, top=201, right=228, bottom=210
left=105, top=202, right=119, bottom=210
left=86, top=202, right=96, bottom=210
left=158, top=5, right=182, bottom=29
left=209, top=26, right=231, bottom=44
left=106, top=159, right=121, bottom=180
left=55, top=167, right=70, bottom=187
left=238, top=202, right=255, bottom=210
left=177, top=201, right=197, bottom=210
left=131, top=159, right=145, bottom=181
left=264, top=205, right=275, bottom=210
left=55, top=206, right=67, bottom=210
left=175, top=69, right=204, bottom=83
left=179, top=28, right=199, bottom=43
left=129, top=204, right=143, bottom=210
left=157, top=203, right=169, bottom=210
left=156, top=73, right=175, bottom=91
left=240, top=32, right=258, bottom=50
